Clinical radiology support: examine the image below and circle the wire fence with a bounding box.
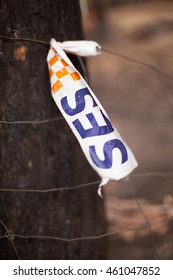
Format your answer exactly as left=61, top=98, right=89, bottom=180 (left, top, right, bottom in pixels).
left=0, top=179, right=173, bottom=260
left=0, top=34, right=173, bottom=260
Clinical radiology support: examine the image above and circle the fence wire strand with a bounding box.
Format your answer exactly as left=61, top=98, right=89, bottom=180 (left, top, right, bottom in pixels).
left=0, top=216, right=172, bottom=262
left=1, top=35, right=173, bottom=83
left=127, top=183, right=161, bottom=259
left=0, top=218, right=20, bottom=260
left=0, top=173, right=173, bottom=193
left=1, top=114, right=173, bottom=125
left=102, top=47, right=173, bottom=82
left=0, top=116, right=64, bottom=124
left=0, top=180, right=101, bottom=193
left=0, top=217, right=172, bottom=243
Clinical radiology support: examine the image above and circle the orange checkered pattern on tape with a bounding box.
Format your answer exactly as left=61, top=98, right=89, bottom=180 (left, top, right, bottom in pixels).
left=48, top=47, right=81, bottom=94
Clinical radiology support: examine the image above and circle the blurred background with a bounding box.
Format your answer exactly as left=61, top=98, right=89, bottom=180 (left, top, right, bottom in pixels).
left=80, top=0, right=173, bottom=259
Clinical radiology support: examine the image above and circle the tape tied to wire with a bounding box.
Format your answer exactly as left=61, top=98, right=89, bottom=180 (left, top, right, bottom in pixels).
left=54, top=40, right=102, bottom=57
left=47, top=38, right=138, bottom=196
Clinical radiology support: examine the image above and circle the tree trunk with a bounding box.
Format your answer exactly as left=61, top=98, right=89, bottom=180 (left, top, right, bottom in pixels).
left=0, top=0, right=107, bottom=259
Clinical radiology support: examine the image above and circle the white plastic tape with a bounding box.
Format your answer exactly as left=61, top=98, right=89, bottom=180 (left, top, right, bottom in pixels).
left=55, top=40, right=101, bottom=56
left=47, top=38, right=138, bottom=193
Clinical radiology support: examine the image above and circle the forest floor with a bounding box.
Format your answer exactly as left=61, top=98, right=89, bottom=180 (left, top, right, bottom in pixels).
left=83, top=1, right=173, bottom=259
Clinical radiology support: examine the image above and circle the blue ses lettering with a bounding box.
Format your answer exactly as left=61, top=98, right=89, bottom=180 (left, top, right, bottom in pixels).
left=61, top=87, right=128, bottom=169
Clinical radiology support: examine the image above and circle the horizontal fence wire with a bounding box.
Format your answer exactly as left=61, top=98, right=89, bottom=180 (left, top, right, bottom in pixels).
left=1, top=35, right=173, bottom=260
left=1, top=114, right=173, bottom=125
left=0, top=173, right=173, bottom=193
left=0, top=116, right=64, bottom=124
left=1, top=35, right=173, bottom=83
left=1, top=217, right=171, bottom=243
left=1, top=216, right=173, bottom=260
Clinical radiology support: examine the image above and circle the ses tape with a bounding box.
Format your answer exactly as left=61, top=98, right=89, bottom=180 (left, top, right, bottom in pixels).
left=47, top=39, right=138, bottom=194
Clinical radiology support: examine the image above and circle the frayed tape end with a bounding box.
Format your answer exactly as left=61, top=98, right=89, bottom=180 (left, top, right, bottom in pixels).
left=97, top=178, right=109, bottom=198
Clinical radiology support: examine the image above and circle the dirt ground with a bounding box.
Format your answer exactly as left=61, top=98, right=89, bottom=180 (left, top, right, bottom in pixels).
left=82, top=1, right=173, bottom=259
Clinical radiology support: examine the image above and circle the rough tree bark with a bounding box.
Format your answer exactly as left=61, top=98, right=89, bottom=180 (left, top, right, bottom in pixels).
left=0, top=0, right=107, bottom=259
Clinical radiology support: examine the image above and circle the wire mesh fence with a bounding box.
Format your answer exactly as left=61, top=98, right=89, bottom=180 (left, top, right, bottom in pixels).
left=0, top=177, right=173, bottom=260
